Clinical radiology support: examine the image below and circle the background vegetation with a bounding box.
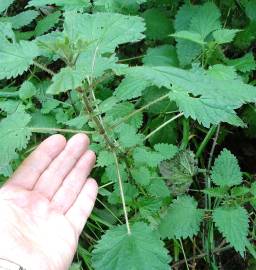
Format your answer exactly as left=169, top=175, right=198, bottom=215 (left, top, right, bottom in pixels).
left=0, top=0, right=256, bottom=269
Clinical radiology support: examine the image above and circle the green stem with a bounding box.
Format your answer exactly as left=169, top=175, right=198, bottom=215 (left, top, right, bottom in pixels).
left=195, top=125, right=217, bottom=159
left=179, top=239, right=190, bottom=270
left=144, top=112, right=184, bottom=141
left=0, top=91, right=19, bottom=98
left=29, top=127, right=94, bottom=135
left=113, top=152, right=131, bottom=235
left=180, top=118, right=190, bottom=150
left=33, top=60, right=55, bottom=76
left=109, top=93, right=170, bottom=130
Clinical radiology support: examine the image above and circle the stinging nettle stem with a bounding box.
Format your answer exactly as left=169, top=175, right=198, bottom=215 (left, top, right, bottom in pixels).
left=113, top=152, right=131, bottom=235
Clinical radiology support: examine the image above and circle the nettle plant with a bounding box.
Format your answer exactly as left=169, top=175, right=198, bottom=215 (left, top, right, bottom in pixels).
left=0, top=0, right=256, bottom=269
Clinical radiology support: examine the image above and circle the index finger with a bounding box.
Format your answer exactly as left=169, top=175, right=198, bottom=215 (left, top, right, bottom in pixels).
left=7, top=134, right=66, bottom=190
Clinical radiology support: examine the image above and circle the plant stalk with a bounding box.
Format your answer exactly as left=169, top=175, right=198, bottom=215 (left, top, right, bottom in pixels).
left=113, top=152, right=131, bottom=235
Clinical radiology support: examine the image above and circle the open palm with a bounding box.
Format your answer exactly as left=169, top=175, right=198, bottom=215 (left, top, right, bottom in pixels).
left=0, top=134, right=98, bottom=270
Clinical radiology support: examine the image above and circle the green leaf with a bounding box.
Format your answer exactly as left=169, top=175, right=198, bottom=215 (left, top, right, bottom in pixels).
left=117, top=124, right=144, bottom=148
left=244, top=0, right=256, bottom=21
left=28, top=0, right=90, bottom=11
left=92, top=222, right=171, bottom=270
left=1, top=10, right=39, bottom=29
left=159, top=195, right=204, bottom=239
left=117, top=65, right=256, bottom=127
left=133, top=147, right=164, bottom=167
left=231, top=186, right=250, bottom=197
left=174, top=4, right=201, bottom=66
left=143, top=45, right=178, bottom=67
left=131, top=166, right=151, bottom=186
left=47, top=67, right=84, bottom=94
left=213, top=206, right=249, bottom=255
left=154, top=143, right=179, bottom=160
left=190, top=2, right=221, bottom=39
left=148, top=179, right=170, bottom=198
left=0, top=0, right=15, bottom=13
left=76, top=52, right=121, bottom=79
left=159, top=150, right=197, bottom=196
left=64, top=12, right=145, bottom=53
left=171, top=31, right=205, bottom=45
left=0, top=111, right=32, bottom=166
left=207, top=65, right=239, bottom=81
left=227, top=52, right=256, bottom=73
left=0, top=39, right=39, bottom=80
left=170, top=88, right=245, bottom=128
left=142, top=8, right=172, bottom=40
left=35, top=11, right=61, bottom=36
left=94, top=0, right=144, bottom=14
left=213, top=29, right=241, bottom=44
left=19, top=81, right=36, bottom=100
left=0, top=22, right=15, bottom=42
left=211, top=149, right=242, bottom=187
left=97, top=150, right=115, bottom=167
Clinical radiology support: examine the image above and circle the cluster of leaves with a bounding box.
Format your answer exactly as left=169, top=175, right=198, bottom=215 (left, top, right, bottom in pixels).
left=0, top=0, right=256, bottom=269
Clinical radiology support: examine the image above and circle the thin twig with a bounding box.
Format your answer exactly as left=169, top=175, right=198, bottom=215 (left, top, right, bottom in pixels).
left=113, top=152, right=131, bottom=235
left=33, top=61, right=55, bottom=76
left=144, top=112, right=184, bottom=141
left=29, top=127, right=94, bottom=135
left=109, top=93, right=170, bottom=130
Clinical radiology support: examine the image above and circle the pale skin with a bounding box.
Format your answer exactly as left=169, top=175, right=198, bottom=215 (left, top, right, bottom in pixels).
left=0, top=133, right=98, bottom=270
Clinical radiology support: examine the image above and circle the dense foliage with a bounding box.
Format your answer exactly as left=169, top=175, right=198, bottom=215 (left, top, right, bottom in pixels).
left=0, top=0, right=256, bottom=269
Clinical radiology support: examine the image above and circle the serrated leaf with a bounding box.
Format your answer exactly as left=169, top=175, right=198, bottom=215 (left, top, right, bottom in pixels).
left=0, top=0, right=15, bottom=13
left=64, top=12, right=145, bottom=53
left=159, top=195, right=204, bottom=239
left=227, top=52, right=256, bottom=73
left=47, top=67, right=84, bottom=94
left=1, top=10, right=39, bottom=29
left=143, top=45, right=178, bottom=67
left=154, top=143, right=179, bottom=160
left=207, top=65, right=239, bottom=81
left=148, top=179, right=170, bottom=198
left=117, top=124, right=144, bottom=148
left=171, top=31, right=205, bottom=45
left=28, top=0, right=90, bottom=11
left=0, top=39, right=39, bottom=80
left=159, top=150, right=196, bottom=196
left=213, top=29, right=240, bottom=44
left=0, top=111, right=32, bottom=166
left=97, top=150, right=115, bottom=167
left=142, top=8, right=171, bottom=40
left=118, top=65, right=256, bottom=127
left=131, top=166, right=151, bottom=186
left=190, top=2, right=221, bottom=39
left=35, top=11, right=61, bottom=36
left=19, top=81, right=36, bottom=100
left=0, top=22, right=15, bottom=42
left=231, top=186, right=250, bottom=197
left=133, top=147, right=164, bottom=167
left=211, top=149, right=242, bottom=187
left=92, top=222, right=171, bottom=270
left=213, top=206, right=249, bottom=255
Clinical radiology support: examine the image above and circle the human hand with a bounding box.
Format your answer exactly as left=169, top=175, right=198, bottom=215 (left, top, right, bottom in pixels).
left=0, top=134, right=98, bottom=270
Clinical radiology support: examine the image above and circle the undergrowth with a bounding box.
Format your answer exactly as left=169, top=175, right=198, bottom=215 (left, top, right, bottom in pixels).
left=0, top=0, right=256, bottom=269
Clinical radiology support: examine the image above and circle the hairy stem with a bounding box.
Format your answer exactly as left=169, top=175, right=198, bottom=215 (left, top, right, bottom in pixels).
left=30, top=127, right=94, bottom=134
left=33, top=61, right=55, bottom=76
left=113, top=152, right=131, bottom=235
